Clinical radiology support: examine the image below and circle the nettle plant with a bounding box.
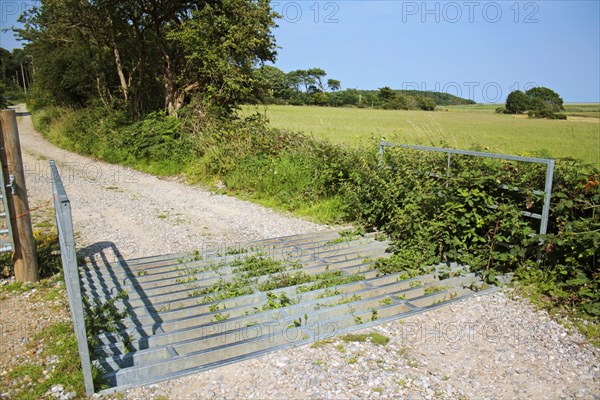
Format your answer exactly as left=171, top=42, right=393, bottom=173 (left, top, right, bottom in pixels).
left=345, top=148, right=599, bottom=318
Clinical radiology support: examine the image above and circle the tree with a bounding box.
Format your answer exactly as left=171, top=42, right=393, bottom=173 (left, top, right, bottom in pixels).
left=327, top=79, right=341, bottom=92
left=308, top=91, right=329, bottom=106
left=417, top=96, right=436, bottom=111
left=0, top=47, right=31, bottom=100
left=505, top=90, right=530, bottom=114
left=526, top=87, right=564, bottom=113
left=285, top=70, right=303, bottom=92
left=16, top=0, right=278, bottom=117
left=289, top=69, right=315, bottom=92
left=504, top=87, right=565, bottom=119
left=0, top=83, right=7, bottom=109
left=306, top=68, right=326, bottom=91
left=168, top=0, right=278, bottom=116
left=378, top=87, right=395, bottom=102
left=256, top=65, right=293, bottom=102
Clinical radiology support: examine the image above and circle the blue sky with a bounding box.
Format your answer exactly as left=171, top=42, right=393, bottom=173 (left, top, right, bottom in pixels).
left=269, top=0, right=600, bottom=102
left=1, top=0, right=599, bottom=102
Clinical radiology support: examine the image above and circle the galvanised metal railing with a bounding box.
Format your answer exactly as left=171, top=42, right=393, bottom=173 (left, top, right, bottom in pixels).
left=50, top=160, right=94, bottom=395
left=378, top=141, right=555, bottom=236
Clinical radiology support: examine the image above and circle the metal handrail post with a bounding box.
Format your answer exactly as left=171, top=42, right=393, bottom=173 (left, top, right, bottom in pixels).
left=540, top=159, right=555, bottom=235
left=50, top=161, right=94, bottom=395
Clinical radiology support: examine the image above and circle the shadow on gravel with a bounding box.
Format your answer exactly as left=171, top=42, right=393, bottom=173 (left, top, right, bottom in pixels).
left=79, top=241, right=164, bottom=382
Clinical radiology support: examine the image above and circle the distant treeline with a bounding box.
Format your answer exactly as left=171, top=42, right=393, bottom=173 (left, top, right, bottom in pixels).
left=254, top=65, right=477, bottom=110
left=0, top=47, right=31, bottom=107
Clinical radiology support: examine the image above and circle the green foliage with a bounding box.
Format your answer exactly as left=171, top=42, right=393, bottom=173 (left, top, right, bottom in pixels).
left=417, top=96, right=436, bottom=111
left=0, top=83, right=7, bottom=109
left=262, top=291, right=294, bottom=310
left=505, top=87, right=565, bottom=119
left=327, top=79, right=341, bottom=92
left=373, top=252, right=435, bottom=278
left=34, top=230, right=62, bottom=278
left=0, top=47, right=29, bottom=105
left=257, top=66, right=469, bottom=108
left=32, top=106, right=193, bottom=176
left=1, top=230, right=62, bottom=279
left=191, top=278, right=254, bottom=301
left=184, top=114, right=358, bottom=223
left=347, top=147, right=600, bottom=319
left=526, top=87, right=564, bottom=113
left=230, top=255, right=292, bottom=278
left=167, top=0, right=278, bottom=116
left=17, top=0, right=278, bottom=117
left=84, top=294, right=128, bottom=349
left=118, top=112, right=191, bottom=173
left=257, top=271, right=313, bottom=292
left=295, top=271, right=364, bottom=293
left=340, top=332, right=390, bottom=346
left=378, top=87, right=396, bottom=103
left=505, top=90, right=530, bottom=114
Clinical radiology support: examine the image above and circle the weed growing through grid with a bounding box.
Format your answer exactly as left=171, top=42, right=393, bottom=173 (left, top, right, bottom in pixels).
left=340, top=332, right=390, bottom=346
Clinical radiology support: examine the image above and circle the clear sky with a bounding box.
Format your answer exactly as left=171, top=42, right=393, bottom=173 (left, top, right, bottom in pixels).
left=1, top=0, right=599, bottom=103
left=269, top=0, right=600, bottom=103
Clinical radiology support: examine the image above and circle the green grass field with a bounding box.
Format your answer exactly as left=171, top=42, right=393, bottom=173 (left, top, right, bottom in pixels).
left=242, top=104, right=600, bottom=165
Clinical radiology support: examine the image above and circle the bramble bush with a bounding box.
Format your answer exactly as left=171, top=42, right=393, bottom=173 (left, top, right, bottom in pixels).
left=344, top=147, right=599, bottom=318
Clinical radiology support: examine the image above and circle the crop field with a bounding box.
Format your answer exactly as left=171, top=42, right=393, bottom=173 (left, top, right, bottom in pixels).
left=242, top=104, right=600, bottom=165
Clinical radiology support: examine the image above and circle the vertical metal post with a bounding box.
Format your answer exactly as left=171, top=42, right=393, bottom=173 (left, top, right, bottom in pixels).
left=50, top=161, right=95, bottom=395
left=540, top=159, right=555, bottom=235
left=378, top=140, right=385, bottom=168
left=446, top=152, right=451, bottom=187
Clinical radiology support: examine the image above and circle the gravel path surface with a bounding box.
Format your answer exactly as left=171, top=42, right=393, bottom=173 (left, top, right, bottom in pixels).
left=13, top=105, right=600, bottom=399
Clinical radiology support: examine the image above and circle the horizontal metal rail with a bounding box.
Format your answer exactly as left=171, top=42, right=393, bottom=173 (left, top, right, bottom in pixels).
left=50, top=160, right=94, bottom=395
left=379, top=141, right=555, bottom=235
left=379, top=141, right=555, bottom=165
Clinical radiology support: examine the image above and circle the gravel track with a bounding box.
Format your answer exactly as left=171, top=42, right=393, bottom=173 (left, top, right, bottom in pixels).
left=12, top=105, right=600, bottom=399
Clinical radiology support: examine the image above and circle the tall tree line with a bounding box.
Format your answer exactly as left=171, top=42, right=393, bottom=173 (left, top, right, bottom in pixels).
left=15, top=0, right=278, bottom=118
left=0, top=48, right=32, bottom=107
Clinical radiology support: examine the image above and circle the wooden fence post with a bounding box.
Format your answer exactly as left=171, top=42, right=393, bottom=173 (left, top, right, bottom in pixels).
left=0, top=109, right=39, bottom=282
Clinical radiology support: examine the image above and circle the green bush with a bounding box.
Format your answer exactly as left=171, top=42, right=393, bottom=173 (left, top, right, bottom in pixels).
left=34, top=230, right=63, bottom=278
left=0, top=230, right=62, bottom=278
left=345, top=147, right=599, bottom=318
left=417, top=96, right=436, bottom=111
left=0, top=83, right=8, bottom=109
left=184, top=115, right=358, bottom=222
left=27, top=83, right=55, bottom=111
